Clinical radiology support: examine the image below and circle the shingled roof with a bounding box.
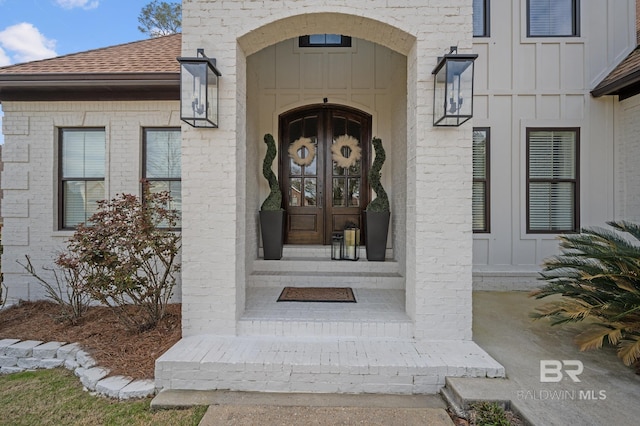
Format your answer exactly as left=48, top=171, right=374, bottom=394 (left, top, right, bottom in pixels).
left=0, top=34, right=181, bottom=101
left=591, top=3, right=640, bottom=99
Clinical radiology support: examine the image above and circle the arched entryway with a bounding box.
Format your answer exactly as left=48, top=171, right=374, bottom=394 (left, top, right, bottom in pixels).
left=279, top=105, right=371, bottom=245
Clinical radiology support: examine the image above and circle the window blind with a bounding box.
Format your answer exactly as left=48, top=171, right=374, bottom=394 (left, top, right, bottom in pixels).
left=528, top=130, right=577, bottom=232
left=528, top=0, right=575, bottom=36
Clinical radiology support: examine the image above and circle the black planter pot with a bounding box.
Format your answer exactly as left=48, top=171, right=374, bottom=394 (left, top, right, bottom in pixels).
left=365, top=211, right=390, bottom=261
left=260, top=210, right=284, bottom=260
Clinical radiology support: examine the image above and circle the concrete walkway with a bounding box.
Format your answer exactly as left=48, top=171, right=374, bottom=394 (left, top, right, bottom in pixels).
left=463, top=291, right=640, bottom=425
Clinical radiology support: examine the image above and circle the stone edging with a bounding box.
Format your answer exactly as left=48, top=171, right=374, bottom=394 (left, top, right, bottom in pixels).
left=0, top=338, right=155, bottom=399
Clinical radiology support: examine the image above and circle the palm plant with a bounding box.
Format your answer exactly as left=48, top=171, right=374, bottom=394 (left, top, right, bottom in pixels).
left=531, top=220, right=640, bottom=367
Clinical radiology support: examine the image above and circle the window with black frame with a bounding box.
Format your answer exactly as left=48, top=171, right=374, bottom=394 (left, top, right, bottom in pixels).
left=473, top=128, right=490, bottom=232
left=527, top=128, right=579, bottom=233
left=473, top=0, right=490, bottom=37
left=59, top=128, right=105, bottom=229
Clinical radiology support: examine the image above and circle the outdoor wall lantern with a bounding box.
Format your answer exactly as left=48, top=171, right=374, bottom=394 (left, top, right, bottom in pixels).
left=177, top=48, right=221, bottom=128
left=432, top=46, right=478, bottom=127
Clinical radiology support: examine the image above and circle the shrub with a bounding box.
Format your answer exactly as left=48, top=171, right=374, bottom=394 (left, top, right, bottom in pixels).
left=471, top=402, right=511, bottom=426
left=531, top=220, right=640, bottom=367
left=57, top=182, right=181, bottom=332
left=17, top=255, right=90, bottom=324
left=366, top=137, right=389, bottom=213
left=261, top=133, right=283, bottom=211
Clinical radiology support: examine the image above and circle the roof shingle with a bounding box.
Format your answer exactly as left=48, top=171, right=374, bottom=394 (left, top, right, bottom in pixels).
left=0, top=33, right=181, bottom=75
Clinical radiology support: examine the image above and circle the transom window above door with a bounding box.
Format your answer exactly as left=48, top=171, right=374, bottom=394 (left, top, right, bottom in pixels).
left=299, top=34, right=352, bottom=48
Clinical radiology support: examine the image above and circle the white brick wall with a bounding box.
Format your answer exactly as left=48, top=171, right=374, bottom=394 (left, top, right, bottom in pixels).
left=616, top=94, right=640, bottom=221
left=1, top=100, right=180, bottom=304
left=180, top=0, right=475, bottom=339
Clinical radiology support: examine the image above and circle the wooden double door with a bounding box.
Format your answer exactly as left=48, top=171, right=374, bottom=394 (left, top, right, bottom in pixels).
left=279, top=105, right=371, bottom=245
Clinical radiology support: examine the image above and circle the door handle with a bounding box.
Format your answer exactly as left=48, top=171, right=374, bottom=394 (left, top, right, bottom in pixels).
left=318, top=187, right=323, bottom=208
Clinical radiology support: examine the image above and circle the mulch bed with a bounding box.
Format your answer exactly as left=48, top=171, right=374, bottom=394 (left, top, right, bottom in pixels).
left=0, top=301, right=181, bottom=380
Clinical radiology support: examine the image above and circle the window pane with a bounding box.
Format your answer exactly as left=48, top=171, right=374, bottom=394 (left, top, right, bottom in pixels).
left=529, top=182, right=575, bottom=231
left=290, top=178, right=301, bottom=206
left=333, top=178, right=345, bottom=207
left=529, top=0, right=575, bottom=36
left=473, top=130, right=487, bottom=179
left=304, top=178, right=316, bottom=206
left=473, top=181, right=486, bottom=231
left=473, top=0, right=487, bottom=37
left=146, top=129, right=181, bottom=178
left=529, top=131, right=575, bottom=179
left=62, top=130, right=105, bottom=178
left=149, top=180, right=182, bottom=228
left=63, top=180, right=104, bottom=227
left=348, top=178, right=360, bottom=207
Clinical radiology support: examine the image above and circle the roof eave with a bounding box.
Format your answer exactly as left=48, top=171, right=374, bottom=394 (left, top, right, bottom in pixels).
left=591, top=71, right=640, bottom=97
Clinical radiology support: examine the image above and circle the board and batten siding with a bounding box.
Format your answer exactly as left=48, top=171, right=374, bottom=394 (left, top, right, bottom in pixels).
left=472, top=0, right=636, bottom=289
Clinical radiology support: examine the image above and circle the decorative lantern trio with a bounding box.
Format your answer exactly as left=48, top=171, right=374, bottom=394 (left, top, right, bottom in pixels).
left=331, top=225, right=360, bottom=261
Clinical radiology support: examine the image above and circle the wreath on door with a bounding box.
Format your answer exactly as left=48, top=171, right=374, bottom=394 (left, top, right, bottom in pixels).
left=331, top=135, right=362, bottom=168
left=288, top=137, right=316, bottom=167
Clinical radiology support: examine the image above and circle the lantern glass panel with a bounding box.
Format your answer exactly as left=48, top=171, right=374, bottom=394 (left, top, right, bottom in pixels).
left=206, top=66, right=219, bottom=127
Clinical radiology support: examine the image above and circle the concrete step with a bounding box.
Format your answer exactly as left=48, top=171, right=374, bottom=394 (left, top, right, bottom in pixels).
left=250, top=255, right=403, bottom=289
left=440, top=377, right=534, bottom=425
left=155, top=336, right=505, bottom=395
left=247, top=271, right=404, bottom=289
left=237, top=318, right=414, bottom=339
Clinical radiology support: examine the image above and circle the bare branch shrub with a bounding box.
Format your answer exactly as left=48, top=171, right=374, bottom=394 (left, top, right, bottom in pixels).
left=17, top=255, right=90, bottom=324
left=57, top=182, right=181, bottom=332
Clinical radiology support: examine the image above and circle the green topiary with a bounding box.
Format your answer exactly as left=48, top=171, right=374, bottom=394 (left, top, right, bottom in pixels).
left=366, top=137, right=389, bottom=213
left=261, top=133, right=283, bottom=211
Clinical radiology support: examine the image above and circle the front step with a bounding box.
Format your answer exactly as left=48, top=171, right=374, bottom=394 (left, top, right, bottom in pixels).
left=251, top=246, right=403, bottom=289
left=155, top=335, right=505, bottom=395
left=240, top=288, right=412, bottom=338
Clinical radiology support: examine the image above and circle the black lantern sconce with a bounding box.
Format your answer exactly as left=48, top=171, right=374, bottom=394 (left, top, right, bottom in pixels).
left=177, top=48, right=221, bottom=128
left=432, top=46, right=478, bottom=127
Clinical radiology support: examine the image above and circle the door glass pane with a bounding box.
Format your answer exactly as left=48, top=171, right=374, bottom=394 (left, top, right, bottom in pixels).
left=304, top=178, right=316, bottom=206
left=333, top=178, right=345, bottom=207
left=290, top=157, right=301, bottom=175
left=304, top=137, right=317, bottom=175
left=348, top=178, right=360, bottom=207
left=290, top=178, right=301, bottom=206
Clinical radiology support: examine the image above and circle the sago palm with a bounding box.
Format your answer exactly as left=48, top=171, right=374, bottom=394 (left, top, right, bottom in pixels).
left=531, top=220, right=640, bottom=367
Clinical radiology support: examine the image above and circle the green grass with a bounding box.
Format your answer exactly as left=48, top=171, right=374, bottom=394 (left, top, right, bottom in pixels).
left=0, top=369, right=207, bottom=426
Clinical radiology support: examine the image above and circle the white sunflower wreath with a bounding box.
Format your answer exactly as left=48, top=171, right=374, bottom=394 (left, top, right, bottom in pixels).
left=331, top=135, right=362, bottom=169
left=288, top=137, right=316, bottom=167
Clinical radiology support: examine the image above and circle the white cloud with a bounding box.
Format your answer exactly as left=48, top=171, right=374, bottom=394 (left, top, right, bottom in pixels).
left=0, top=46, right=11, bottom=67
left=0, top=23, right=57, bottom=64
left=55, top=0, right=99, bottom=10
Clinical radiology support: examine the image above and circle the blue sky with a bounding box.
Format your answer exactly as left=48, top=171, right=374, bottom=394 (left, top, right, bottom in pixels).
left=0, top=0, right=160, bottom=143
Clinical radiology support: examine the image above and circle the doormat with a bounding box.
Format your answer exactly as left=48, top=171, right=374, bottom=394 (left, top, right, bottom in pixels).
left=277, top=287, right=356, bottom=303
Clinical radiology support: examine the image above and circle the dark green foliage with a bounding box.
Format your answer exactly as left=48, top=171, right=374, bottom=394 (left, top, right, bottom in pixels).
left=531, top=220, right=640, bottom=366
left=138, top=1, right=181, bottom=37
left=471, top=402, right=511, bottom=426
left=366, top=137, right=390, bottom=213
left=261, top=134, right=283, bottom=211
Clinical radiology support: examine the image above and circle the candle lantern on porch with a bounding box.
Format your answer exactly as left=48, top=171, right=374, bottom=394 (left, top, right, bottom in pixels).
left=177, top=48, right=221, bottom=128
left=341, top=225, right=360, bottom=261
left=432, top=46, right=478, bottom=127
left=331, top=232, right=343, bottom=260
